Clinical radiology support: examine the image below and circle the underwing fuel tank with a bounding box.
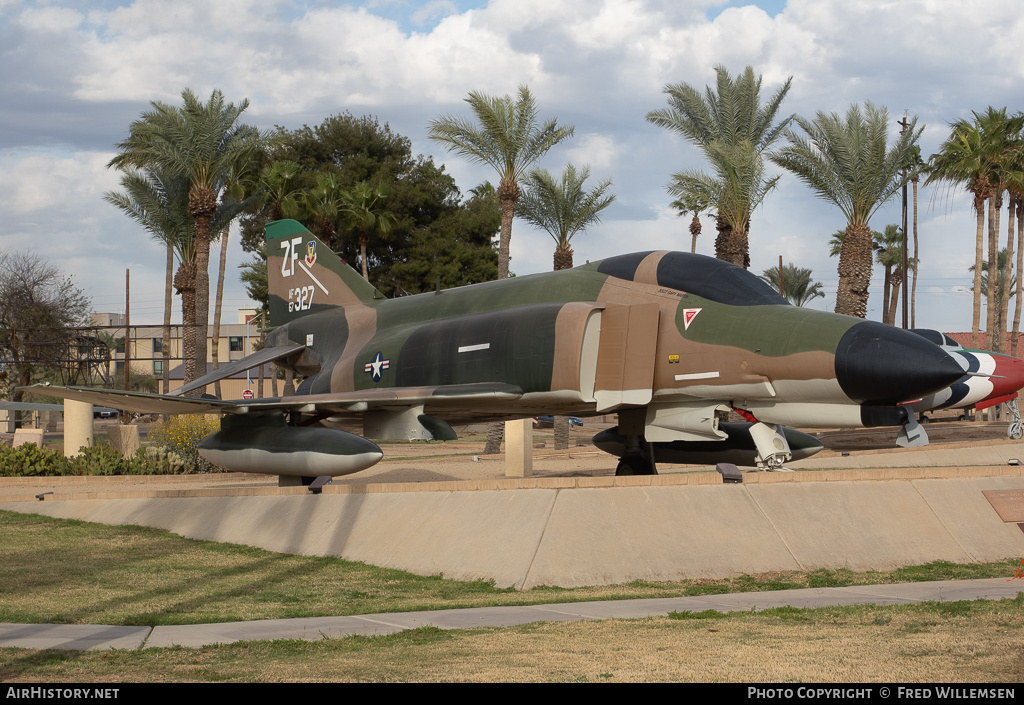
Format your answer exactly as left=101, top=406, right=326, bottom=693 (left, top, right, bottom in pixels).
left=592, top=423, right=824, bottom=467
left=198, top=412, right=383, bottom=477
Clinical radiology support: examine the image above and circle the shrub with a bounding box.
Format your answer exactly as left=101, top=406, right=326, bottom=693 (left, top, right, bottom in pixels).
left=146, top=415, right=223, bottom=473
left=0, top=443, right=69, bottom=476
left=67, top=445, right=161, bottom=476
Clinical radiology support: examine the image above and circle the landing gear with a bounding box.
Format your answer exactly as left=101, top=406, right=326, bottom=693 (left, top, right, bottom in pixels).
left=616, top=455, right=657, bottom=475
left=614, top=434, right=658, bottom=476
left=749, top=422, right=792, bottom=470
left=1008, top=399, right=1023, bottom=440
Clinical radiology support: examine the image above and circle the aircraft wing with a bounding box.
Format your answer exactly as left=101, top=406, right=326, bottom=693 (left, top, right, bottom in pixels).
left=0, top=401, right=66, bottom=412
left=171, top=344, right=307, bottom=397
left=21, top=382, right=525, bottom=418
left=22, top=385, right=253, bottom=415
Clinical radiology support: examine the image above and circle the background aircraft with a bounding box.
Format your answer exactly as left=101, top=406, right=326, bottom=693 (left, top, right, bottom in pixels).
left=26, top=220, right=965, bottom=479
left=904, top=330, right=1024, bottom=440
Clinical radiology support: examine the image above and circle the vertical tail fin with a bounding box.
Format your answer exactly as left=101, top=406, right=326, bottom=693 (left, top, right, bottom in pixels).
left=266, top=219, right=385, bottom=327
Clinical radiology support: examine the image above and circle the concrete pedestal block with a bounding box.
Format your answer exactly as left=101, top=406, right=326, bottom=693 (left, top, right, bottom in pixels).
left=107, top=425, right=140, bottom=458
left=12, top=429, right=43, bottom=448
left=63, top=400, right=93, bottom=457
left=505, top=418, right=533, bottom=478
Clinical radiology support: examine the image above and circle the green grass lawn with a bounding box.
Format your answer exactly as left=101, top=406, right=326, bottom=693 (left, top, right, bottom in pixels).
left=1, top=509, right=1020, bottom=627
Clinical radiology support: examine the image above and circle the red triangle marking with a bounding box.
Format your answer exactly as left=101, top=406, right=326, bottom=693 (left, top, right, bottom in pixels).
left=683, top=308, right=702, bottom=331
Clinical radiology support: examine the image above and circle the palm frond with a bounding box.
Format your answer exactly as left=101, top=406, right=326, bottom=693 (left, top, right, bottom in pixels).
left=517, top=164, right=615, bottom=249
left=428, top=85, right=574, bottom=186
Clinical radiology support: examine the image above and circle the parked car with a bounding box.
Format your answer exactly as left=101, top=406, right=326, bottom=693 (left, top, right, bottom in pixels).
left=532, top=415, right=583, bottom=428
left=93, top=407, right=118, bottom=418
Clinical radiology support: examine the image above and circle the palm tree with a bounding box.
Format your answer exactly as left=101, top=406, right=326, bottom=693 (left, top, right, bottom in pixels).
left=429, top=85, right=574, bottom=455
left=340, top=181, right=398, bottom=281
left=829, top=226, right=914, bottom=322
left=874, top=224, right=904, bottom=325
left=302, top=173, right=345, bottom=250
left=108, top=89, right=262, bottom=392
left=878, top=228, right=918, bottom=327
left=1004, top=127, right=1024, bottom=355
left=982, top=111, right=1024, bottom=353
left=210, top=164, right=260, bottom=399
left=428, top=85, right=575, bottom=280
left=516, top=164, right=615, bottom=271
left=904, top=146, right=928, bottom=328
left=647, top=65, right=793, bottom=267
left=928, top=115, right=1001, bottom=347
left=771, top=103, right=921, bottom=318
left=759, top=263, right=825, bottom=307
left=104, top=167, right=191, bottom=395
left=667, top=139, right=780, bottom=267
left=106, top=167, right=248, bottom=394
left=971, top=249, right=1018, bottom=352
left=516, top=163, right=614, bottom=451
left=973, top=109, right=1018, bottom=347
left=257, top=160, right=303, bottom=222
left=671, top=192, right=712, bottom=253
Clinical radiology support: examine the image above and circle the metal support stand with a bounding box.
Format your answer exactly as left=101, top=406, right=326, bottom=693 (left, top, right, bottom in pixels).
left=896, top=412, right=929, bottom=448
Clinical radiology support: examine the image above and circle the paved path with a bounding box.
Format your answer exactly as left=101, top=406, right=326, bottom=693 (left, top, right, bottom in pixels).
left=2, top=578, right=1021, bottom=651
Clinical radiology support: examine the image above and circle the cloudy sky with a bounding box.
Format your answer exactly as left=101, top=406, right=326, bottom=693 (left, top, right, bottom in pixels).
left=1, top=0, right=1021, bottom=332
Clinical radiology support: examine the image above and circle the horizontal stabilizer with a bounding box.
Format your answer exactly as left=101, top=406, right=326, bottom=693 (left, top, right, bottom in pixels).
left=171, top=344, right=306, bottom=397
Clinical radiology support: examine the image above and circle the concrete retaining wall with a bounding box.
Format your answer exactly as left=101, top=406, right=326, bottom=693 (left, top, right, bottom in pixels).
left=4, top=471, right=1024, bottom=589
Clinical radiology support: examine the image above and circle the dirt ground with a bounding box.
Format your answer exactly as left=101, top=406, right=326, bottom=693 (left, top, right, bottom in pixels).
left=816, top=414, right=1018, bottom=452
left=2, top=411, right=1021, bottom=499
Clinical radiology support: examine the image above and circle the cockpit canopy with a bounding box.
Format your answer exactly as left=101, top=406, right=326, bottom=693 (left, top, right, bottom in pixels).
left=596, top=251, right=789, bottom=307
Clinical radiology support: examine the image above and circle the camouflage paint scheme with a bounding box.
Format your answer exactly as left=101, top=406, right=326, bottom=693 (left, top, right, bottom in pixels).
left=25, top=219, right=965, bottom=476
left=262, top=220, right=959, bottom=435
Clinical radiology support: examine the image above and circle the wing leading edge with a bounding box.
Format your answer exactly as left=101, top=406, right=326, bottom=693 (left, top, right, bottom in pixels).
left=21, top=382, right=525, bottom=417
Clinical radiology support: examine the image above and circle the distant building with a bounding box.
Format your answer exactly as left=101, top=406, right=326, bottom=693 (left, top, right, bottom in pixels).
left=944, top=332, right=1024, bottom=356
left=90, top=309, right=277, bottom=399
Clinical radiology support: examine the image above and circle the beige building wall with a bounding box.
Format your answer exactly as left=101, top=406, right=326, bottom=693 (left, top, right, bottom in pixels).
left=93, top=310, right=279, bottom=400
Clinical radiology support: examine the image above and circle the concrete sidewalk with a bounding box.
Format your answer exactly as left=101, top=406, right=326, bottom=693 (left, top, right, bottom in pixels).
left=2, top=578, right=1021, bottom=651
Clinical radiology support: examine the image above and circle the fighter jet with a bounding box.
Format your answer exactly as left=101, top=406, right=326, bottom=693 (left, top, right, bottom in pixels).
left=903, top=329, right=1024, bottom=440
left=25, top=219, right=965, bottom=478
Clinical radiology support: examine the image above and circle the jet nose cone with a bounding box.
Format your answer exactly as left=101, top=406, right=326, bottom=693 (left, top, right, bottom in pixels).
left=835, top=321, right=965, bottom=405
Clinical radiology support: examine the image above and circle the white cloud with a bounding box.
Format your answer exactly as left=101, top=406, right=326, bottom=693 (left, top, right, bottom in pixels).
left=0, top=151, right=115, bottom=217
left=411, top=0, right=458, bottom=26
left=16, top=5, right=82, bottom=31
left=563, top=133, right=620, bottom=171
left=1, top=0, right=1022, bottom=330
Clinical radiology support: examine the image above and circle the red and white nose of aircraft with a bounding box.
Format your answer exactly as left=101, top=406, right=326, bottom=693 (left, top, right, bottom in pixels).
left=988, top=353, right=1024, bottom=398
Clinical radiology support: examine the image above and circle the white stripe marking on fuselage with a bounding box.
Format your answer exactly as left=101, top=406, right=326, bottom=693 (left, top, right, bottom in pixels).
left=675, top=371, right=720, bottom=381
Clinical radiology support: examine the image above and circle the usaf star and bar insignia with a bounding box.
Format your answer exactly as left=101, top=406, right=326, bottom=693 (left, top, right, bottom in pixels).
left=364, top=351, right=391, bottom=382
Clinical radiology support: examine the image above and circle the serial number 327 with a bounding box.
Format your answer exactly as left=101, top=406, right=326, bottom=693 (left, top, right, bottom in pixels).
left=288, top=286, right=315, bottom=312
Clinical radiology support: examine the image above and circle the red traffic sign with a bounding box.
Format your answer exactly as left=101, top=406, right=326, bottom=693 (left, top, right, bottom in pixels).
left=242, top=389, right=254, bottom=400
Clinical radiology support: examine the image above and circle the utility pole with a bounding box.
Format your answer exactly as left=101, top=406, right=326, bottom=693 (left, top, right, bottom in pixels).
left=899, top=114, right=910, bottom=329
left=122, top=268, right=130, bottom=424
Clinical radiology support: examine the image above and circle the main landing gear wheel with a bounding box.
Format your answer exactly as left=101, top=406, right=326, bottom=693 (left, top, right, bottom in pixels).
left=615, top=455, right=657, bottom=476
